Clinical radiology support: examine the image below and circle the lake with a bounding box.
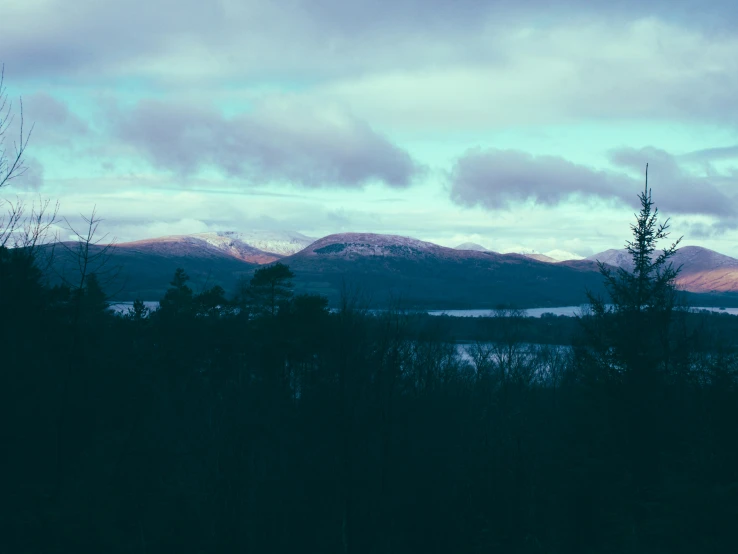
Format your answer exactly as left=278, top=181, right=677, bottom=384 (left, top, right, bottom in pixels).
left=428, top=306, right=738, bottom=318
left=108, top=302, right=738, bottom=318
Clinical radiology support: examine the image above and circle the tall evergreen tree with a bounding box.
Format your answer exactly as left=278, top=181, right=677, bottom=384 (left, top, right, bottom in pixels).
left=577, top=165, right=686, bottom=539
left=158, top=268, right=194, bottom=317
left=250, top=262, right=295, bottom=316
left=583, top=164, right=683, bottom=381
left=82, top=272, right=108, bottom=314
left=126, top=298, right=150, bottom=322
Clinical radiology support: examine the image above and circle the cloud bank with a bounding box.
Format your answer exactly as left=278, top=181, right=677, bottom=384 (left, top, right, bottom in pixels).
left=110, top=99, right=420, bottom=188
left=450, top=147, right=738, bottom=218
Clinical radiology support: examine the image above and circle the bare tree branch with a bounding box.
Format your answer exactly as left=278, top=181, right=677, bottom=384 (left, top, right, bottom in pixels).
left=0, top=64, right=35, bottom=190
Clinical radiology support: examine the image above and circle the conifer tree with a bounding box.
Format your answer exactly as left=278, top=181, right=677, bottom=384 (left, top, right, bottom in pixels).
left=83, top=272, right=108, bottom=314
left=249, top=262, right=295, bottom=316
left=126, top=298, right=150, bottom=322
left=584, top=164, right=683, bottom=380
left=159, top=268, right=194, bottom=317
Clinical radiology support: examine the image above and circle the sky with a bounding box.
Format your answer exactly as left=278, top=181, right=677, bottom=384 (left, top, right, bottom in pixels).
left=2, top=0, right=738, bottom=257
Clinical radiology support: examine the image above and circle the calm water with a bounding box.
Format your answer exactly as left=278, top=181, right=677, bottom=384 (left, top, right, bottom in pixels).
left=108, top=301, right=160, bottom=315
left=109, top=302, right=738, bottom=318
left=428, top=306, right=738, bottom=318
left=428, top=306, right=585, bottom=318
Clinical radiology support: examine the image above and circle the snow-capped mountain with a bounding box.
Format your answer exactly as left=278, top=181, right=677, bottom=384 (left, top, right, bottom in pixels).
left=119, top=234, right=275, bottom=264
left=502, top=247, right=539, bottom=256
left=498, top=248, right=555, bottom=263
left=587, top=248, right=660, bottom=270
left=117, top=235, right=247, bottom=259
left=454, top=242, right=490, bottom=252
left=194, top=230, right=315, bottom=257
left=523, top=253, right=557, bottom=263
left=117, top=230, right=315, bottom=265
left=49, top=236, right=258, bottom=301
left=588, top=246, right=738, bottom=293
left=98, top=230, right=738, bottom=302
left=545, top=250, right=585, bottom=262
left=278, top=232, right=611, bottom=308
left=299, top=233, right=501, bottom=261
left=500, top=247, right=584, bottom=263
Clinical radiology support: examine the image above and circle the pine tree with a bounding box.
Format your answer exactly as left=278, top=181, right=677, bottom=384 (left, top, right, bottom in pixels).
left=584, top=164, right=683, bottom=381
left=126, top=298, right=150, bottom=322
left=249, top=262, right=295, bottom=316
left=83, top=272, right=108, bottom=315
left=577, top=165, right=685, bottom=527
left=159, top=268, right=194, bottom=317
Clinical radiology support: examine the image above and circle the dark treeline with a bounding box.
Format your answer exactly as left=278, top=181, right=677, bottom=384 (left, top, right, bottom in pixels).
left=415, top=308, right=738, bottom=348
left=2, top=185, right=738, bottom=553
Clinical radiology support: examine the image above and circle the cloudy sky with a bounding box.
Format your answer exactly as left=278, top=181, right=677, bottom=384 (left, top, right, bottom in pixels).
left=2, top=0, right=738, bottom=256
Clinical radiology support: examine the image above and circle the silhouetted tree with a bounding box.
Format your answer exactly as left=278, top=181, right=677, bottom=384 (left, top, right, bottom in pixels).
left=158, top=268, right=194, bottom=317
left=82, top=272, right=107, bottom=313
left=0, top=67, right=57, bottom=285
left=583, top=164, right=683, bottom=383
left=0, top=64, right=33, bottom=191
left=575, top=165, right=688, bottom=548
left=195, top=284, right=233, bottom=318
left=125, top=298, right=150, bottom=322
left=250, top=262, right=295, bottom=316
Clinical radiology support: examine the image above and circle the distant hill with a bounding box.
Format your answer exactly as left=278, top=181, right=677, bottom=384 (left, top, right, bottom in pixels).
left=589, top=246, right=738, bottom=293
left=454, top=242, right=489, bottom=252
left=501, top=247, right=583, bottom=263
left=279, top=232, right=608, bottom=308
left=524, top=253, right=558, bottom=263
left=123, top=235, right=277, bottom=264
left=545, top=249, right=585, bottom=262
left=43, top=237, right=257, bottom=300
left=36, top=231, right=738, bottom=307
left=192, top=230, right=315, bottom=261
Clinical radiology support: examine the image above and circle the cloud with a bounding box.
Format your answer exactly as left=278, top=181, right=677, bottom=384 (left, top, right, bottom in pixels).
left=449, top=147, right=738, bottom=217
left=14, top=156, right=44, bottom=190
left=680, top=145, right=738, bottom=163
left=109, top=99, right=419, bottom=188
left=3, top=3, right=738, bottom=139
left=305, top=17, right=738, bottom=132
left=607, top=146, right=737, bottom=217
left=3, top=1, right=738, bottom=87
left=449, top=148, right=634, bottom=210
left=22, top=92, right=89, bottom=146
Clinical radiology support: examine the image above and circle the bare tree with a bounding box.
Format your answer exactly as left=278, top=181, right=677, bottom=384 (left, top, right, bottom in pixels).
left=468, top=340, right=495, bottom=384
left=490, top=307, right=532, bottom=388
left=57, top=206, right=121, bottom=298
left=0, top=66, right=59, bottom=288
left=536, top=343, right=569, bottom=410
left=0, top=64, right=33, bottom=191
left=54, top=207, right=120, bottom=497
left=0, top=196, right=59, bottom=264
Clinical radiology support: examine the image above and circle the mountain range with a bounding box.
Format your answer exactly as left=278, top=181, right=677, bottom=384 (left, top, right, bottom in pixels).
left=587, top=246, right=738, bottom=294
left=42, top=230, right=738, bottom=308
left=455, top=243, right=585, bottom=263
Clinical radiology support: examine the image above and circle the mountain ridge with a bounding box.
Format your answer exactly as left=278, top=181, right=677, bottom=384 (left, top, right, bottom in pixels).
left=588, top=245, right=738, bottom=293
left=42, top=231, right=738, bottom=304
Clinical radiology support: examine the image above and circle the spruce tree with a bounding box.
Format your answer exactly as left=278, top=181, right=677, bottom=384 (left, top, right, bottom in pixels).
left=578, top=165, right=685, bottom=523
left=159, top=268, right=194, bottom=317
left=584, top=164, right=683, bottom=381
left=249, top=262, right=295, bottom=316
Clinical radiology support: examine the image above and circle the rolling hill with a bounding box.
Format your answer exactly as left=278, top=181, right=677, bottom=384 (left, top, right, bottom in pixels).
left=36, top=231, right=738, bottom=308
left=589, top=246, right=738, bottom=293
left=279, top=233, right=607, bottom=308
left=43, top=237, right=257, bottom=300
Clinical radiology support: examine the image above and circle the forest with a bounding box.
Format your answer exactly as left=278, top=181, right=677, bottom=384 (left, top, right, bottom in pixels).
left=2, top=175, right=738, bottom=554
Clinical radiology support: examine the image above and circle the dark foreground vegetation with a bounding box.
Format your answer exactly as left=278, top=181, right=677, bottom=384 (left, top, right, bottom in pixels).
left=417, top=307, right=738, bottom=348
left=1, top=179, right=737, bottom=553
